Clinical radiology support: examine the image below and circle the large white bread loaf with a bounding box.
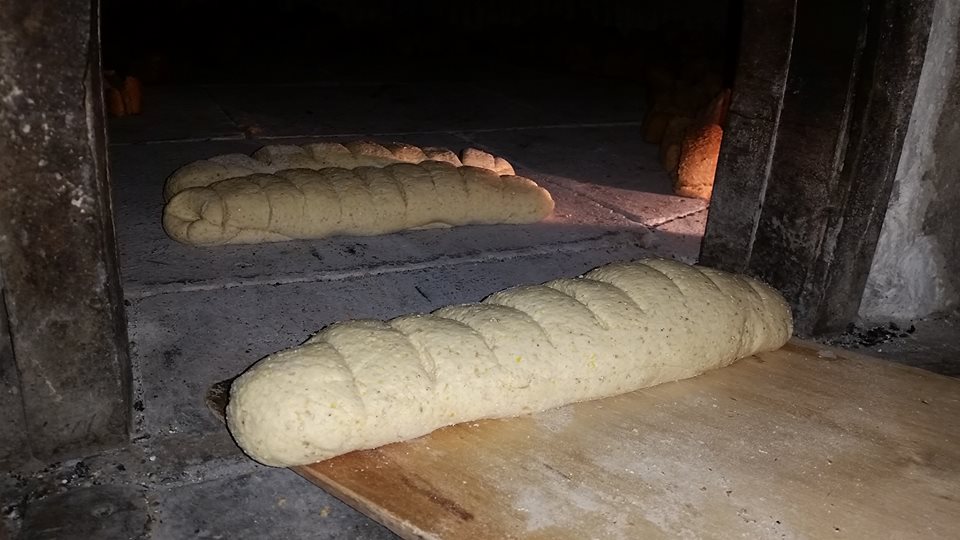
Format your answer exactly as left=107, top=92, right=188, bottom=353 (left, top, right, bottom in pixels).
left=163, top=141, right=516, bottom=201
left=226, top=258, right=793, bottom=467
left=162, top=161, right=554, bottom=246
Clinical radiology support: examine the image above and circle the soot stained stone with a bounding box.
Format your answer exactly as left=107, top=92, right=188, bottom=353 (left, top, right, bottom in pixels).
left=0, top=0, right=131, bottom=458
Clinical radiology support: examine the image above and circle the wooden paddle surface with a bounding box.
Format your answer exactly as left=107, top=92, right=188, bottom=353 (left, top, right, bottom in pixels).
left=208, top=340, right=960, bottom=539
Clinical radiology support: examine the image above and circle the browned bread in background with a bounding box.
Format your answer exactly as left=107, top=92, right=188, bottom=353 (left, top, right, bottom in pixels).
left=675, top=123, right=723, bottom=200
left=698, top=89, right=731, bottom=126
left=103, top=71, right=143, bottom=117
left=659, top=116, right=694, bottom=173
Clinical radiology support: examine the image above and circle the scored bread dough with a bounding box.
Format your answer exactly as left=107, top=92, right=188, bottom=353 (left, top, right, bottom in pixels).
left=226, top=258, right=793, bottom=467
left=163, top=160, right=554, bottom=246
left=163, top=140, right=514, bottom=201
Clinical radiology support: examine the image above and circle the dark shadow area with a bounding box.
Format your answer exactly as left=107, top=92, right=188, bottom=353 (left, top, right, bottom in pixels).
left=102, top=0, right=737, bottom=85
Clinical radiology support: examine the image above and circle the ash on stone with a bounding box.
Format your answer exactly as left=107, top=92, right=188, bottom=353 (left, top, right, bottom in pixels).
left=827, top=322, right=916, bottom=349
left=73, top=461, right=90, bottom=479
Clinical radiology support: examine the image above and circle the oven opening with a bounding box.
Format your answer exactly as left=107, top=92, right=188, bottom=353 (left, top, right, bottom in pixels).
left=101, top=0, right=741, bottom=265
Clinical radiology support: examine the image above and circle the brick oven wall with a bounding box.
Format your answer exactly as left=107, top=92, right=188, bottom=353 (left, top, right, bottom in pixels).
left=860, top=0, right=960, bottom=322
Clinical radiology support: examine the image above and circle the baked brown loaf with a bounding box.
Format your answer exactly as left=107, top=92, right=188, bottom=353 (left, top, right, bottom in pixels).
left=163, top=160, right=555, bottom=246
left=675, top=124, right=723, bottom=199
left=226, top=258, right=794, bottom=467
left=163, top=141, right=516, bottom=201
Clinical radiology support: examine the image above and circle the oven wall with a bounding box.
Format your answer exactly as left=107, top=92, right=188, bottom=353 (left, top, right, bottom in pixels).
left=1, top=0, right=132, bottom=462
left=860, top=0, right=960, bottom=322
left=0, top=284, right=28, bottom=465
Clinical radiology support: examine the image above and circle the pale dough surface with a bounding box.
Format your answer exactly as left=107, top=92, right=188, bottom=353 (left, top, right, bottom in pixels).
left=163, top=141, right=516, bottom=201
left=226, top=258, right=793, bottom=467
left=163, top=161, right=554, bottom=245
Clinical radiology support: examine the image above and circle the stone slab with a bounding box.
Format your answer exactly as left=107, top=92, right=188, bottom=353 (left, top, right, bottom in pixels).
left=459, top=127, right=709, bottom=226
left=110, top=134, right=649, bottom=296
left=18, top=486, right=149, bottom=540
left=126, top=241, right=651, bottom=439
left=149, top=468, right=396, bottom=540
left=646, top=209, right=709, bottom=263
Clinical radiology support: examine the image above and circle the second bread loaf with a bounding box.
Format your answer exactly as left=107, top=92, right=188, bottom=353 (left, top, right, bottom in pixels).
left=226, top=258, right=793, bottom=467
left=163, top=161, right=554, bottom=245
left=163, top=141, right=515, bottom=200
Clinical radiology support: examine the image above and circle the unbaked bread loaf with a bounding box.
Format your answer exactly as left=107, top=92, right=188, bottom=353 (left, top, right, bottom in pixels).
left=163, top=141, right=514, bottom=201
left=163, top=160, right=554, bottom=245
left=226, top=258, right=793, bottom=467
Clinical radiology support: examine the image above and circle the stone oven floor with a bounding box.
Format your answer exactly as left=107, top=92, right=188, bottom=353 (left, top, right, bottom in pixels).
left=3, top=77, right=955, bottom=539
